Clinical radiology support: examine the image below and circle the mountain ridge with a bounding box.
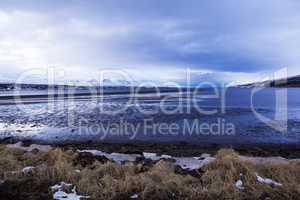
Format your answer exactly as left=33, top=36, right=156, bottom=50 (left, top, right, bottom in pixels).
left=239, top=75, right=300, bottom=88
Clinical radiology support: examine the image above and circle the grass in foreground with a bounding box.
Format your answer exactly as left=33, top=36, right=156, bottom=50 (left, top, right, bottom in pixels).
left=0, top=145, right=300, bottom=200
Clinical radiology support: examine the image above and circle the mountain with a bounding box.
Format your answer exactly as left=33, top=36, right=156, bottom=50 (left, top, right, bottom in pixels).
left=239, top=75, right=300, bottom=88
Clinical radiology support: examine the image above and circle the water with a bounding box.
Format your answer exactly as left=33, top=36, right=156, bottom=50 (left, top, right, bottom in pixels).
left=0, top=87, right=299, bottom=144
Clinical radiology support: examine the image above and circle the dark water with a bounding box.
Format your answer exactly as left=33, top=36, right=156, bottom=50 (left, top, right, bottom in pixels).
left=0, top=87, right=299, bottom=144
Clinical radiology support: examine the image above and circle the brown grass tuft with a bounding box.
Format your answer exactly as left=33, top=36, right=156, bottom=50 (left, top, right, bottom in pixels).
left=1, top=145, right=300, bottom=200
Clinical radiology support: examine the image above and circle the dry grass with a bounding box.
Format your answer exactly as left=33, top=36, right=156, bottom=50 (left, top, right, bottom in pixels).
left=0, top=145, right=300, bottom=200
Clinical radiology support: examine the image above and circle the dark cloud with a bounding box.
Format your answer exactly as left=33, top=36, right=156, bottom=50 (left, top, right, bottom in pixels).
left=0, top=0, right=300, bottom=82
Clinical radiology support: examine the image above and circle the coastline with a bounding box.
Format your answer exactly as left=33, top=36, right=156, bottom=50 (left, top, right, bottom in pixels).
left=1, top=138, right=300, bottom=158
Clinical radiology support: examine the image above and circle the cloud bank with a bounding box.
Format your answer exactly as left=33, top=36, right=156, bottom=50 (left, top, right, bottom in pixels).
left=0, top=0, right=300, bottom=85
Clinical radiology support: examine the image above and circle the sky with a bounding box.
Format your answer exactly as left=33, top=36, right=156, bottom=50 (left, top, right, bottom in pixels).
left=0, top=0, right=300, bottom=85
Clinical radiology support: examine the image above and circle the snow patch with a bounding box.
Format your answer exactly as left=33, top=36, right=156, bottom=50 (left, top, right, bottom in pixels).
left=78, top=149, right=106, bottom=157
left=51, top=182, right=89, bottom=200
left=51, top=182, right=73, bottom=192
left=143, top=152, right=161, bottom=161
left=200, top=153, right=211, bottom=158
left=22, top=166, right=35, bottom=173
left=161, top=154, right=172, bottom=159
left=174, top=156, right=215, bottom=170
left=109, top=153, right=141, bottom=164
left=143, top=152, right=215, bottom=170
left=79, top=150, right=215, bottom=170
left=130, top=193, right=139, bottom=199
left=78, top=150, right=141, bottom=164
left=235, top=180, right=244, bottom=190
left=7, top=142, right=52, bottom=152
left=256, top=173, right=282, bottom=187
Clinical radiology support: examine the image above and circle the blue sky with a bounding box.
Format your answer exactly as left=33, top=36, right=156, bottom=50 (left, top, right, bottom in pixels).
left=0, top=0, right=300, bottom=85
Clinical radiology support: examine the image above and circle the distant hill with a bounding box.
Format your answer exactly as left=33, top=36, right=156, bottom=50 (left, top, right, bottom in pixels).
left=239, top=75, right=300, bottom=88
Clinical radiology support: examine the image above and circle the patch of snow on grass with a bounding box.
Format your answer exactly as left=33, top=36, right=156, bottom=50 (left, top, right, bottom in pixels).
left=200, top=153, right=211, bottom=158
left=51, top=182, right=73, bottom=192
left=174, top=157, right=203, bottom=170
left=235, top=180, right=244, bottom=190
left=143, top=152, right=161, bottom=161
left=78, top=150, right=141, bottom=164
left=7, top=142, right=52, bottom=152
left=80, top=150, right=215, bottom=170
left=53, top=188, right=86, bottom=200
left=143, top=152, right=215, bottom=170
left=108, top=153, right=141, bottom=164
left=51, top=182, right=89, bottom=200
left=174, top=156, right=215, bottom=170
left=130, top=193, right=139, bottom=199
left=256, top=173, right=282, bottom=187
left=22, top=166, right=35, bottom=173
left=78, top=149, right=106, bottom=156
left=161, top=154, right=172, bottom=159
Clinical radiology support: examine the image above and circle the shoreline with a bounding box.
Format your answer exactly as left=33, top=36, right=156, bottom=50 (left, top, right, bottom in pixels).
left=2, top=138, right=300, bottom=158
